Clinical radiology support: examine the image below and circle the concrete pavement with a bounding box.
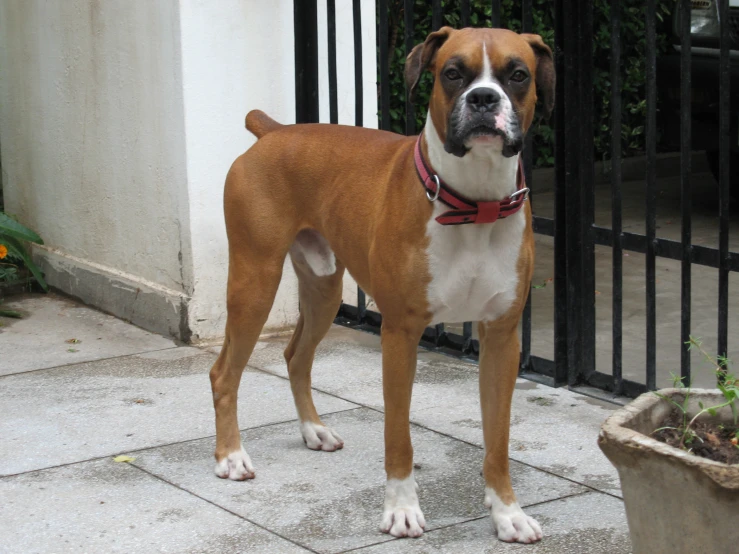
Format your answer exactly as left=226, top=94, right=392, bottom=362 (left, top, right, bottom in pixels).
left=0, top=294, right=631, bottom=553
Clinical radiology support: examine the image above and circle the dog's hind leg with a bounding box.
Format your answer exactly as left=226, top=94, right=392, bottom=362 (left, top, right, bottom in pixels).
left=210, top=245, right=288, bottom=480
left=284, top=230, right=346, bottom=451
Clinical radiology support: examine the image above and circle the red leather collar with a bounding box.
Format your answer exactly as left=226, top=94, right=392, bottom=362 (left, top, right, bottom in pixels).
left=414, top=134, right=529, bottom=226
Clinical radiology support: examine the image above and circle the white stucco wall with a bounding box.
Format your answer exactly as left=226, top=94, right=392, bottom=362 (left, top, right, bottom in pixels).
left=0, top=0, right=378, bottom=341
left=179, top=0, right=377, bottom=340
left=0, top=0, right=191, bottom=295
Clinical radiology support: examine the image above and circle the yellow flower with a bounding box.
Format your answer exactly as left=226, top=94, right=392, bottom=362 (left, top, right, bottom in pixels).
left=0, top=244, right=7, bottom=259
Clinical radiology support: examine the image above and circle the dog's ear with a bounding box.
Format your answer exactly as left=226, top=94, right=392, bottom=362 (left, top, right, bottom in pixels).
left=404, top=26, right=454, bottom=102
left=521, top=33, right=555, bottom=119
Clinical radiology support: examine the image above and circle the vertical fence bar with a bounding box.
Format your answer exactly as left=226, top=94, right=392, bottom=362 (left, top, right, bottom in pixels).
left=679, top=0, right=692, bottom=382
left=491, top=0, right=501, bottom=28
left=717, top=0, right=730, bottom=366
left=522, top=0, right=534, bottom=182
left=430, top=0, right=446, bottom=345
left=460, top=0, right=472, bottom=352
left=610, top=0, right=623, bottom=394
left=353, top=0, right=366, bottom=321
left=521, top=291, right=532, bottom=372
left=327, top=0, right=338, bottom=124
left=294, top=0, right=319, bottom=123
left=553, top=0, right=569, bottom=386
left=563, top=0, right=582, bottom=386
left=378, top=0, right=390, bottom=131
left=463, top=321, right=473, bottom=353
left=404, top=0, right=415, bottom=135
left=432, top=0, right=442, bottom=31
left=431, top=0, right=443, bottom=343
left=522, top=0, right=533, bottom=33
left=578, top=0, right=596, bottom=378
left=520, top=0, right=533, bottom=372
left=353, top=0, right=363, bottom=127
left=645, top=0, right=657, bottom=390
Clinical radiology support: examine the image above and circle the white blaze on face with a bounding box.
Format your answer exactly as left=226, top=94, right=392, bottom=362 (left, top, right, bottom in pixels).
left=459, top=43, right=516, bottom=146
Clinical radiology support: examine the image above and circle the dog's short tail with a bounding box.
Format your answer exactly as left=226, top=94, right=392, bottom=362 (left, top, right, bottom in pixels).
left=245, top=110, right=283, bottom=139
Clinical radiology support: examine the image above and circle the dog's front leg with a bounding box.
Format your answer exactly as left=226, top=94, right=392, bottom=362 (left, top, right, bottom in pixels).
left=379, top=322, right=426, bottom=538
left=478, top=321, right=542, bottom=543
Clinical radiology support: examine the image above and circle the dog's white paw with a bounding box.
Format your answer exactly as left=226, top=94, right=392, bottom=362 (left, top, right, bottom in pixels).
left=380, top=475, right=426, bottom=538
left=300, top=421, right=344, bottom=452
left=214, top=446, right=255, bottom=480
left=485, top=488, right=542, bottom=543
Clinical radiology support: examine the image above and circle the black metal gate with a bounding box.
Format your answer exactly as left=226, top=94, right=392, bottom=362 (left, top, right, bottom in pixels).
left=294, top=0, right=737, bottom=400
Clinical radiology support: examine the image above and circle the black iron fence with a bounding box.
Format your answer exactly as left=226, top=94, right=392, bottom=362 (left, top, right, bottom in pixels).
left=294, top=0, right=737, bottom=399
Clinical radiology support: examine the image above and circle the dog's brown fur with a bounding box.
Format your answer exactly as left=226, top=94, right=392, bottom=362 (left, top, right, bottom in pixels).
left=209, top=26, right=553, bottom=538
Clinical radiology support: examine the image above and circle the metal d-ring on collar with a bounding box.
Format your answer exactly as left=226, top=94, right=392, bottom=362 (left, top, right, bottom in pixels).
left=426, top=175, right=441, bottom=202
left=509, top=186, right=530, bottom=201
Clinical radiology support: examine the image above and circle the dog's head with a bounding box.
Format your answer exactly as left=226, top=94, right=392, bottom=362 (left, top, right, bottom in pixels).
left=405, top=27, right=554, bottom=158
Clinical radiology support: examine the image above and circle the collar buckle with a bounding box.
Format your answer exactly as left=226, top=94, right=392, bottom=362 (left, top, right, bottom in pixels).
left=426, top=175, right=441, bottom=202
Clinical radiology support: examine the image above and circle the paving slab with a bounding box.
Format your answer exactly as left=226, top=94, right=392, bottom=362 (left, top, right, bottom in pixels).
left=0, top=293, right=177, bottom=376
left=409, top=362, right=622, bottom=497
left=244, top=326, right=621, bottom=496
left=131, top=408, right=586, bottom=554
left=0, top=457, right=309, bottom=554
left=0, top=347, right=356, bottom=475
left=355, top=491, right=631, bottom=554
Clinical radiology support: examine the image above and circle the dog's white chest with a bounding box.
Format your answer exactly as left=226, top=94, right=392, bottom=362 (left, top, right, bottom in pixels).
left=425, top=210, right=524, bottom=325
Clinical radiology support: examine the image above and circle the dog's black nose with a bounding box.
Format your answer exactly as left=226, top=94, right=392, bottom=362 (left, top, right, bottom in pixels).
left=466, top=87, right=500, bottom=112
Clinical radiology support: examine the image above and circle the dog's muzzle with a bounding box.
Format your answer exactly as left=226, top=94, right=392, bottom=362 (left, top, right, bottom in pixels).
left=444, top=87, right=523, bottom=158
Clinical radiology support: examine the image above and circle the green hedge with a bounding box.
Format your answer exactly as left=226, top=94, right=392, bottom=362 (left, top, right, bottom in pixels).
left=380, top=0, right=674, bottom=167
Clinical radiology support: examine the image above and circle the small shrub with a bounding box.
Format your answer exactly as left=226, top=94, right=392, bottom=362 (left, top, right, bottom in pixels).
left=653, top=337, right=739, bottom=454
left=0, top=212, right=48, bottom=291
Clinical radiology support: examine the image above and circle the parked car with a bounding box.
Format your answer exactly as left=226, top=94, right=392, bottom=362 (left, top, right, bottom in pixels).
left=658, top=0, right=739, bottom=199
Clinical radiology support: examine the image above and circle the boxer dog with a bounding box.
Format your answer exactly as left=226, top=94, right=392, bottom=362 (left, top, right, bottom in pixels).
left=208, top=26, right=554, bottom=543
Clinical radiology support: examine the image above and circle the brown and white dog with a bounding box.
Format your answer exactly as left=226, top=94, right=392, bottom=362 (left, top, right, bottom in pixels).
left=208, top=27, right=554, bottom=543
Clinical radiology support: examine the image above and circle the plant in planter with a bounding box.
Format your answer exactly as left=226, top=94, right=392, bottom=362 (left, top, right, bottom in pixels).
left=598, top=340, right=739, bottom=554
left=0, top=212, right=48, bottom=308
left=652, top=339, right=738, bottom=464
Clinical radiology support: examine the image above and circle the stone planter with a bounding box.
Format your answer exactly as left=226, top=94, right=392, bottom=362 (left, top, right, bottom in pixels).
left=598, top=389, right=739, bottom=554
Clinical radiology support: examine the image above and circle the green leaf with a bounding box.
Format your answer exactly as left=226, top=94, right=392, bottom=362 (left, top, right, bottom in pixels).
left=3, top=235, right=48, bottom=291
left=0, top=213, right=43, bottom=244
left=707, top=408, right=717, bottom=417
left=0, top=310, right=22, bottom=318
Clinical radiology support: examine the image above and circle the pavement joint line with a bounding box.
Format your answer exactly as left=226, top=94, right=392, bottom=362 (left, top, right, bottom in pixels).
left=247, top=365, right=623, bottom=499
left=128, top=463, right=318, bottom=554
left=0, top=346, right=183, bottom=379
left=0, top=406, right=363, bottom=480
left=506, top=457, right=624, bottom=501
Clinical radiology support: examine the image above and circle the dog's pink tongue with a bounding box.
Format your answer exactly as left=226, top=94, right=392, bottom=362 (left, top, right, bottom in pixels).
left=494, top=113, right=506, bottom=131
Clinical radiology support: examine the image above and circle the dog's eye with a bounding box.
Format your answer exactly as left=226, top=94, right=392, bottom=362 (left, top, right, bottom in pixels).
left=444, top=69, right=462, bottom=80
left=510, top=70, right=528, bottom=83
